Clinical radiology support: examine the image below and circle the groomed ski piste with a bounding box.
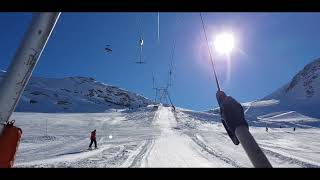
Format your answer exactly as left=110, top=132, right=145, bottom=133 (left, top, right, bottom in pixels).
left=13, top=105, right=320, bottom=168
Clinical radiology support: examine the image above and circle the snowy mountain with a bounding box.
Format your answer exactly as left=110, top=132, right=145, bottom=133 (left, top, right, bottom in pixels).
left=267, top=58, right=320, bottom=100
left=242, top=58, right=320, bottom=127
left=247, top=58, right=320, bottom=118
left=205, top=58, right=320, bottom=127
left=0, top=73, right=153, bottom=113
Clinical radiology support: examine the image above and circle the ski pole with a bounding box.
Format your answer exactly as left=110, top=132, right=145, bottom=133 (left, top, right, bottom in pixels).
left=235, top=126, right=272, bottom=168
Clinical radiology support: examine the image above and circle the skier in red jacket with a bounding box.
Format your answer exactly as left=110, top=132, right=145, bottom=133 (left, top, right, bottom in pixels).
left=88, top=129, right=97, bottom=149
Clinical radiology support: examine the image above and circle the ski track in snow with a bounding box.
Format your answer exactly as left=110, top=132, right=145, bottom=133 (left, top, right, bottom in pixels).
left=122, top=111, right=159, bottom=167
left=139, top=107, right=231, bottom=167
left=126, top=139, right=154, bottom=167
left=14, top=109, right=159, bottom=168
left=190, top=134, right=241, bottom=167
left=260, top=146, right=319, bottom=168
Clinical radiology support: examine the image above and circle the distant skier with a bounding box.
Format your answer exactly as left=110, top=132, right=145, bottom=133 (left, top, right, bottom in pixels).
left=172, top=105, right=176, bottom=111
left=266, top=127, right=268, bottom=132
left=293, top=127, right=296, bottom=131
left=88, top=129, right=97, bottom=149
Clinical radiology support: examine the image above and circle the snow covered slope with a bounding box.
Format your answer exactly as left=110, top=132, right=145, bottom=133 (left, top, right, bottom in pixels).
left=12, top=107, right=320, bottom=167
left=246, top=58, right=320, bottom=122
left=0, top=73, right=153, bottom=113
left=262, top=58, right=320, bottom=117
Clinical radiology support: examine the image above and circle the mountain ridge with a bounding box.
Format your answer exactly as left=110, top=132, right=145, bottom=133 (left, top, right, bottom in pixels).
left=0, top=73, right=154, bottom=113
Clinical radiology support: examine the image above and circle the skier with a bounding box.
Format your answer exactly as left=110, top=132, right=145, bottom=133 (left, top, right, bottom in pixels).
left=88, top=129, right=97, bottom=149
left=266, top=127, right=268, bottom=132
left=172, top=105, right=176, bottom=111
left=293, top=127, right=296, bottom=131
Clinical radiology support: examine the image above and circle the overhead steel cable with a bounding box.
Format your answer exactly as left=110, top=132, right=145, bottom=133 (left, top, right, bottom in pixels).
left=199, top=12, right=221, bottom=91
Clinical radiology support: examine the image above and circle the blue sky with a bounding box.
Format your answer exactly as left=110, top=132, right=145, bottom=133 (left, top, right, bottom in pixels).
left=1, top=12, right=320, bottom=111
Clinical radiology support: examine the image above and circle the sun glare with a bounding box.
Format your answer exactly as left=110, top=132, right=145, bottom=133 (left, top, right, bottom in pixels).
left=213, top=32, right=235, bottom=55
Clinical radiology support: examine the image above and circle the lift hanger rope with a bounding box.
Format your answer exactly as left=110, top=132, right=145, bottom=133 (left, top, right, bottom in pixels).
left=199, top=12, right=221, bottom=91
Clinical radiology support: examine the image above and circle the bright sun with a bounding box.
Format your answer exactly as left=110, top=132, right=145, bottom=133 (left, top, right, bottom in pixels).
left=213, top=32, right=235, bottom=55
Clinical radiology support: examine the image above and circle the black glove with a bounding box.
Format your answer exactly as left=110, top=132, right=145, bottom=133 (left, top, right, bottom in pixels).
left=221, top=119, right=240, bottom=145
left=216, top=91, right=248, bottom=145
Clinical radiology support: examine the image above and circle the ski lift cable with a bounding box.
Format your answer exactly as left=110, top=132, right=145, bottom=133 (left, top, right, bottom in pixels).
left=166, top=37, right=176, bottom=88
left=163, top=14, right=182, bottom=105
left=153, top=12, right=162, bottom=83
left=169, top=36, right=177, bottom=72
left=136, top=13, right=144, bottom=38
left=200, top=12, right=272, bottom=168
left=167, top=45, right=175, bottom=87
left=166, top=14, right=181, bottom=88
left=166, top=90, right=174, bottom=107
left=158, top=12, right=160, bottom=43
left=151, top=13, right=162, bottom=95
left=134, top=14, right=146, bottom=64
left=152, top=14, right=180, bottom=103
left=199, top=12, right=221, bottom=91
left=169, top=15, right=179, bottom=71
